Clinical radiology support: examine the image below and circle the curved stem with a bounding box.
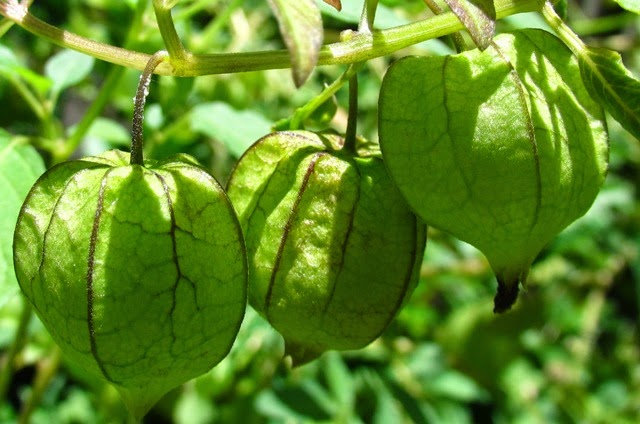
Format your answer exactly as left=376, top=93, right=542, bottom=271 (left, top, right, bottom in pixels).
left=152, top=0, right=189, bottom=62
left=284, top=62, right=364, bottom=130
left=130, top=51, right=169, bottom=166
left=541, top=1, right=586, bottom=54
left=0, top=0, right=543, bottom=77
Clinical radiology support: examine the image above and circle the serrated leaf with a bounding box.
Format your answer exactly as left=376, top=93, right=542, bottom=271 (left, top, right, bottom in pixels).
left=577, top=45, right=640, bottom=140
left=612, top=0, right=640, bottom=13
left=44, top=49, right=94, bottom=98
left=268, top=0, right=323, bottom=87
left=0, top=130, right=45, bottom=307
left=444, top=0, right=496, bottom=50
left=189, top=102, right=272, bottom=158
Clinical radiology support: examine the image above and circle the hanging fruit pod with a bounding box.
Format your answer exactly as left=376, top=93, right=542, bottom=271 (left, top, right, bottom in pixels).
left=378, top=29, right=609, bottom=312
left=227, top=130, right=426, bottom=366
left=13, top=150, right=247, bottom=418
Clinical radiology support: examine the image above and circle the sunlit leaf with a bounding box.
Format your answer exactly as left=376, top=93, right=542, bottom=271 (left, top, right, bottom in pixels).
left=578, top=45, right=640, bottom=140
left=0, top=130, right=45, bottom=307
left=268, top=0, right=323, bottom=87
left=612, top=0, right=640, bottom=13
left=44, top=49, right=94, bottom=99
left=190, top=102, right=272, bottom=158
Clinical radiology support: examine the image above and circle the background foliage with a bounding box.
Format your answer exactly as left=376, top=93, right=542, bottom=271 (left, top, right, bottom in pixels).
left=1, top=0, right=639, bottom=422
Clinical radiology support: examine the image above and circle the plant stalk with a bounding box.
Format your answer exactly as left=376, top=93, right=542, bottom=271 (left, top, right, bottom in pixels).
left=130, top=51, right=169, bottom=166
left=0, top=0, right=543, bottom=77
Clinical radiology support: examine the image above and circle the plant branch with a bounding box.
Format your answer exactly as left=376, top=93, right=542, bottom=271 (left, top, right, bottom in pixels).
left=0, top=0, right=542, bottom=77
left=152, top=0, right=189, bottom=62
left=282, top=62, right=364, bottom=130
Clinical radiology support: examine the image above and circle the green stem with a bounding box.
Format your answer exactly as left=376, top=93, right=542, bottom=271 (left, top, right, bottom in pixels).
left=152, top=0, right=189, bottom=62
left=287, top=62, right=364, bottom=130
left=130, top=51, right=169, bottom=166
left=540, top=1, right=586, bottom=54
left=7, top=75, right=46, bottom=121
left=174, top=0, right=222, bottom=21
left=196, top=0, right=243, bottom=49
left=0, top=300, right=32, bottom=403
left=423, top=0, right=467, bottom=53
left=18, top=346, right=62, bottom=424
left=359, top=0, right=379, bottom=34
left=0, top=0, right=542, bottom=77
left=343, top=72, right=358, bottom=152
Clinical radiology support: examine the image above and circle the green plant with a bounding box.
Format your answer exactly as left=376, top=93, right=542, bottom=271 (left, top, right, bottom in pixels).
left=1, top=0, right=639, bottom=422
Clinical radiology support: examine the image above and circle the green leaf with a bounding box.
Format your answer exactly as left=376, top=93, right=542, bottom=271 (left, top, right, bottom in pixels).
left=577, top=45, right=640, bottom=140
left=268, top=0, right=323, bottom=87
left=189, top=102, right=272, bottom=158
left=0, top=131, right=45, bottom=307
left=612, top=0, right=640, bottom=13
left=44, top=49, right=95, bottom=99
left=0, top=43, right=52, bottom=95
left=444, top=0, right=496, bottom=50
left=323, top=352, right=354, bottom=409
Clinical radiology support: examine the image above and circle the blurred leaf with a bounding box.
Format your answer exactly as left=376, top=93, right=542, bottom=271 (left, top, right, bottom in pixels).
left=435, top=296, right=545, bottom=391
left=255, top=383, right=332, bottom=421
left=190, top=102, right=272, bottom=158
left=612, top=0, right=640, bottom=13
left=174, top=389, right=216, bottom=424
left=0, top=130, right=45, bottom=307
left=427, top=371, right=488, bottom=402
left=44, top=49, right=94, bottom=99
left=268, top=0, right=323, bottom=87
left=0, top=43, right=52, bottom=95
left=361, top=370, right=404, bottom=424
left=578, top=46, right=640, bottom=139
left=77, top=117, right=131, bottom=156
left=323, top=352, right=354, bottom=410
left=444, top=0, right=496, bottom=50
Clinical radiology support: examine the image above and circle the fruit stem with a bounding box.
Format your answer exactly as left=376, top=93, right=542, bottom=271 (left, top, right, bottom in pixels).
left=343, top=0, right=375, bottom=152
left=422, top=0, right=467, bottom=53
left=343, top=72, right=358, bottom=153
left=130, top=50, right=169, bottom=166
